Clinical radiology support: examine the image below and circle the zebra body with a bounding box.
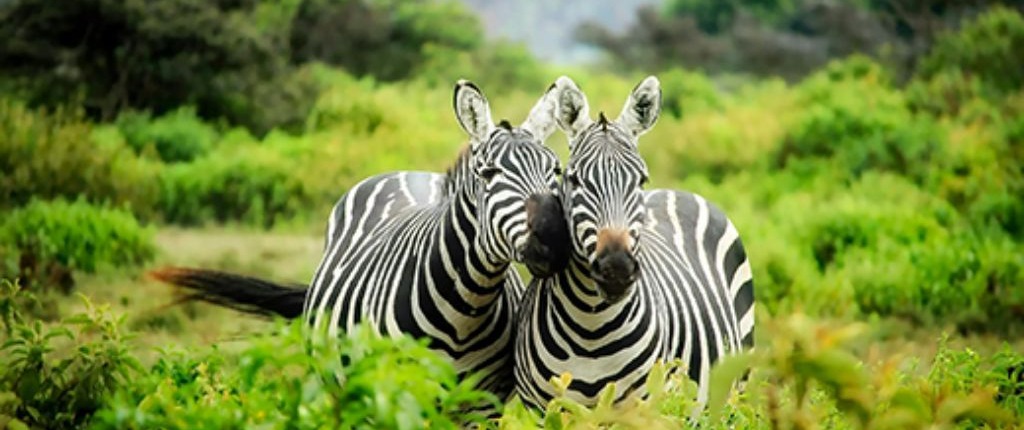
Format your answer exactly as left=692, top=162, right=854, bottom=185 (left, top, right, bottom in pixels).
left=153, top=80, right=569, bottom=400
left=513, top=76, right=754, bottom=407
left=304, top=168, right=524, bottom=393
left=302, top=81, right=567, bottom=397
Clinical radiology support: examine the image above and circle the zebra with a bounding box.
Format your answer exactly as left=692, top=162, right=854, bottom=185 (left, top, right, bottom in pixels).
left=152, top=79, right=571, bottom=400
left=513, top=76, right=755, bottom=409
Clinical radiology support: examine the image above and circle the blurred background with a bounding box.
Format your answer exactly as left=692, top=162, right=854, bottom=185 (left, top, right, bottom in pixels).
left=0, top=0, right=1023, bottom=426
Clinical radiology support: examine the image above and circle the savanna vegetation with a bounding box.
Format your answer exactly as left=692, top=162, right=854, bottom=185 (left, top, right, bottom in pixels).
left=0, top=0, right=1022, bottom=428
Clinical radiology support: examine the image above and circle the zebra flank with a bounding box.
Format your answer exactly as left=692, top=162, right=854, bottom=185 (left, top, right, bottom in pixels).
left=514, top=76, right=755, bottom=409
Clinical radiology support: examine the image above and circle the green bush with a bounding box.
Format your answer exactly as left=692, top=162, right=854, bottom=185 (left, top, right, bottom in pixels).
left=0, top=99, right=158, bottom=211
left=0, top=280, right=142, bottom=429
left=157, top=146, right=315, bottom=227
left=117, top=107, right=218, bottom=163
left=929, top=99, right=1024, bottom=238
left=304, top=71, right=388, bottom=134
left=418, top=40, right=547, bottom=96
left=0, top=199, right=155, bottom=277
left=499, top=314, right=1022, bottom=429
left=659, top=68, right=724, bottom=119
left=916, top=7, right=1024, bottom=97
left=843, top=232, right=1023, bottom=330
left=777, top=58, right=944, bottom=182
left=93, top=322, right=497, bottom=429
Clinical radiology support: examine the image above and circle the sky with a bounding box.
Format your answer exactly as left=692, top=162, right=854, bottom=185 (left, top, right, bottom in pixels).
left=459, top=0, right=663, bottom=64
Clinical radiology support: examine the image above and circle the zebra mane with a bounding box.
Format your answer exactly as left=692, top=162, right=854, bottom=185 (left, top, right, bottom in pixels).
left=597, top=112, right=609, bottom=131
left=443, top=145, right=474, bottom=196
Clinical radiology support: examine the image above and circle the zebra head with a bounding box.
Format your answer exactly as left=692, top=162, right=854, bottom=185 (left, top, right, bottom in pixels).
left=453, top=80, right=570, bottom=278
left=551, top=76, right=661, bottom=303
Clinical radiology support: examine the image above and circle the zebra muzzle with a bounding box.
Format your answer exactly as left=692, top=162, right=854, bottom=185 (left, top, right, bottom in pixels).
left=591, top=249, right=639, bottom=302
left=522, top=193, right=571, bottom=278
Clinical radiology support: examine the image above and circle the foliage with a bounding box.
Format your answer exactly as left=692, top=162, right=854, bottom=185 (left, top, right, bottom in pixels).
left=578, top=0, right=1020, bottom=81
left=157, top=144, right=315, bottom=227
left=0, top=200, right=155, bottom=287
left=916, top=6, right=1024, bottom=97
left=418, top=40, right=547, bottom=96
left=93, top=322, right=498, bottom=429
left=495, top=313, right=1023, bottom=429
left=0, top=99, right=158, bottom=211
left=0, top=280, right=142, bottom=429
left=117, top=107, right=218, bottom=163
left=290, top=0, right=483, bottom=81
left=777, top=57, right=943, bottom=182
left=0, top=0, right=301, bottom=131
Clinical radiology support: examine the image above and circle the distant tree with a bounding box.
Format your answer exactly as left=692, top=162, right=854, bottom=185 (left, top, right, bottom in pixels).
left=576, top=0, right=1020, bottom=81
left=0, top=0, right=486, bottom=132
left=289, top=0, right=482, bottom=81
left=0, top=0, right=292, bottom=123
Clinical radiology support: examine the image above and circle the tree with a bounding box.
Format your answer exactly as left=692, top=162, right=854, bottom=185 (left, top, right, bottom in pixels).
left=0, top=0, right=291, bottom=123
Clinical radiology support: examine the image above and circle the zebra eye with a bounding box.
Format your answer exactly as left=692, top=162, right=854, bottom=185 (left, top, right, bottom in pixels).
left=478, top=166, right=502, bottom=182
left=565, top=171, right=581, bottom=188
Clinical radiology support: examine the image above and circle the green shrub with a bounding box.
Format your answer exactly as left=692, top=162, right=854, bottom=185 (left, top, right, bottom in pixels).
left=931, top=104, right=1024, bottom=238
left=0, top=280, right=142, bottom=429
left=777, top=173, right=1024, bottom=331
left=916, top=7, right=1024, bottom=97
left=117, top=107, right=218, bottom=163
left=418, top=40, right=547, bottom=96
left=0, top=99, right=158, bottom=211
left=498, top=314, right=1022, bottom=429
left=157, top=146, right=315, bottom=227
left=777, top=58, right=944, bottom=182
left=643, top=77, right=795, bottom=183
left=305, top=71, right=388, bottom=134
left=906, top=69, right=990, bottom=117
left=0, top=199, right=155, bottom=277
left=659, top=68, right=724, bottom=119
left=93, top=322, right=497, bottom=429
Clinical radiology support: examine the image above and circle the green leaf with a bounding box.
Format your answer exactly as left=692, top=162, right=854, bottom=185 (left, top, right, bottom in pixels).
left=707, top=352, right=754, bottom=421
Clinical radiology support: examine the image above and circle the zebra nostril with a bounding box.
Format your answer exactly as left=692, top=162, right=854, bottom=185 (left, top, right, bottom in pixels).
left=593, top=251, right=637, bottom=282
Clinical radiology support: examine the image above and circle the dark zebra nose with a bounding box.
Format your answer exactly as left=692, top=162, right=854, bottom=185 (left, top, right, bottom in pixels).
left=521, top=193, right=570, bottom=278
left=591, top=249, right=639, bottom=302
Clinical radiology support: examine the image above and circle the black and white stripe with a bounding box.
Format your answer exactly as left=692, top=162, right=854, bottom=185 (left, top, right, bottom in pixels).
left=513, top=76, right=755, bottom=408
left=302, top=80, right=567, bottom=398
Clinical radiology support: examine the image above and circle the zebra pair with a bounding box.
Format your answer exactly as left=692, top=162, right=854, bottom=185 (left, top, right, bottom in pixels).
left=154, top=76, right=755, bottom=410
left=154, top=79, right=570, bottom=399
left=512, top=76, right=755, bottom=409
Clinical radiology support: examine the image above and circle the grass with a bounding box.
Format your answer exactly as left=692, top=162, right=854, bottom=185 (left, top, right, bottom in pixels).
left=64, top=228, right=320, bottom=364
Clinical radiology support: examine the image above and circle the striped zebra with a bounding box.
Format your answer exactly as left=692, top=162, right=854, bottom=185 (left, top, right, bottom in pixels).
left=513, top=76, right=755, bottom=408
left=153, top=79, right=570, bottom=400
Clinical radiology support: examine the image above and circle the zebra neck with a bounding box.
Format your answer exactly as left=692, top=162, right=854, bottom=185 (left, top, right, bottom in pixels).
left=557, top=256, right=635, bottom=314
left=437, top=184, right=510, bottom=290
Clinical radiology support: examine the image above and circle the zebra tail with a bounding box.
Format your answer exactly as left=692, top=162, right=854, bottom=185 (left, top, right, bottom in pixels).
left=149, top=267, right=307, bottom=319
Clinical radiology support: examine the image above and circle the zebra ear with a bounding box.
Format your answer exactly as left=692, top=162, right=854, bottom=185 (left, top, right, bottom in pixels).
left=616, top=76, right=661, bottom=138
left=454, top=79, right=495, bottom=148
left=551, top=76, right=591, bottom=139
left=520, top=82, right=559, bottom=142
